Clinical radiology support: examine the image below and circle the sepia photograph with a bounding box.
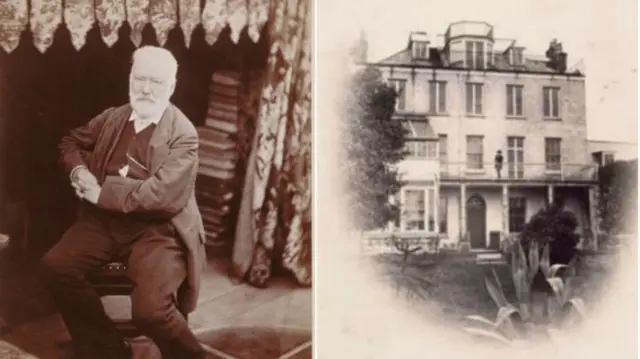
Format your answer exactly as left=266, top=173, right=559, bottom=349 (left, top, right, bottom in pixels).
left=0, top=0, right=311, bottom=358
left=317, top=0, right=637, bottom=358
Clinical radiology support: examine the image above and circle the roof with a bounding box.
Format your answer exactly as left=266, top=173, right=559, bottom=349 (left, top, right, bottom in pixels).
left=375, top=47, right=581, bottom=75
left=398, top=116, right=437, bottom=139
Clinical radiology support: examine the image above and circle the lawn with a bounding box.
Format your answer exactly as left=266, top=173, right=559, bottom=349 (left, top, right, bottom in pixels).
left=372, top=251, right=617, bottom=325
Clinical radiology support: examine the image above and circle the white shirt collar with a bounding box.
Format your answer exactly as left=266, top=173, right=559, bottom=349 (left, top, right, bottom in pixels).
left=128, top=112, right=162, bottom=125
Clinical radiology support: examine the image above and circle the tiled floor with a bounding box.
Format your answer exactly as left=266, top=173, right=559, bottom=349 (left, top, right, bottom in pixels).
left=0, top=259, right=312, bottom=359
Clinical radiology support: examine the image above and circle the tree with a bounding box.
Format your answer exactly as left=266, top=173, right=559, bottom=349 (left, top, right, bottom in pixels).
left=519, top=196, right=580, bottom=266
left=341, top=66, right=407, bottom=230
left=598, top=159, right=638, bottom=235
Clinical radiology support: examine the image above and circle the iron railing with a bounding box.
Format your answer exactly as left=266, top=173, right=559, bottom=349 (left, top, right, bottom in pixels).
left=360, top=231, right=440, bottom=256
left=438, top=161, right=598, bottom=182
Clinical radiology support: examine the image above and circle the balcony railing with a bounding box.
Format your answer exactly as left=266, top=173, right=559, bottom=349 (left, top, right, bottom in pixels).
left=438, top=161, right=598, bottom=182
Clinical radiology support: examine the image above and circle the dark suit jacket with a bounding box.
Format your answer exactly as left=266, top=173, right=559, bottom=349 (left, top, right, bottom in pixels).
left=59, top=103, right=206, bottom=314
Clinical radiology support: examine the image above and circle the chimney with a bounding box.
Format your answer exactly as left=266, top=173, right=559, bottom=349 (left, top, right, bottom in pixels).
left=546, top=39, right=567, bottom=73
left=556, top=52, right=567, bottom=73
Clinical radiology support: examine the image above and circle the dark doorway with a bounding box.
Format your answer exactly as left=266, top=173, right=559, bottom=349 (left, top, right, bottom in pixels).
left=466, top=194, right=486, bottom=249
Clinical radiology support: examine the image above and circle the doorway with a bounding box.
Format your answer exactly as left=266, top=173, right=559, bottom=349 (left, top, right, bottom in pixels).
left=466, top=194, right=487, bottom=249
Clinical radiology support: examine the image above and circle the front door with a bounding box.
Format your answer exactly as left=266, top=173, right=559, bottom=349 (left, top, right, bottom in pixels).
left=466, top=195, right=487, bottom=249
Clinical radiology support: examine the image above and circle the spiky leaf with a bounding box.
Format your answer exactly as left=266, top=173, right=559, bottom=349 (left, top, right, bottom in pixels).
left=485, top=275, right=510, bottom=308
left=491, top=268, right=505, bottom=296
left=566, top=297, right=587, bottom=318
left=528, top=240, right=540, bottom=281
left=463, top=328, right=512, bottom=345
left=465, top=315, right=497, bottom=327
left=546, top=277, right=565, bottom=303
left=540, top=244, right=551, bottom=276
left=548, top=264, right=568, bottom=278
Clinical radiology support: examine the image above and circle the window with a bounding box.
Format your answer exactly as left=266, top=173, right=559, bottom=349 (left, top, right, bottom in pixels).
left=404, top=140, right=437, bottom=159
left=506, top=85, right=524, bottom=116
left=429, top=81, right=447, bottom=114
left=403, top=189, right=425, bottom=231
left=466, top=83, right=484, bottom=115
left=413, top=42, right=428, bottom=59
left=603, top=152, right=615, bottom=166
left=466, top=135, right=484, bottom=170
left=545, top=138, right=562, bottom=171
left=389, top=79, right=407, bottom=111
left=507, top=136, right=524, bottom=179
left=401, top=187, right=437, bottom=232
left=465, top=41, right=485, bottom=69
left=508, top=197, right=526, bottom=233
left=438, top=195, right=447, bottom=234
left=512, top=48, right=524, bottom=65
left=543, top=87, right=560, bottom=119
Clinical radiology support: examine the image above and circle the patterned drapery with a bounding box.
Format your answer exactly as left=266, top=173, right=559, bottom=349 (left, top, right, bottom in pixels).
left=0, top=0, right=272, bottom=53
left=233, top=0, right=311, bottom=287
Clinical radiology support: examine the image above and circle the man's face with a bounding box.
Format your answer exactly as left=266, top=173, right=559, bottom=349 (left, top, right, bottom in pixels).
left=129, top=60, right=175, bottom=118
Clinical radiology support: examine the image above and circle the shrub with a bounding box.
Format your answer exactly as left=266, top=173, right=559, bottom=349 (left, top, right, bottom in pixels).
left=463, top=240, right=585, bottom=347
left=520, top=196, right=580, bottom=266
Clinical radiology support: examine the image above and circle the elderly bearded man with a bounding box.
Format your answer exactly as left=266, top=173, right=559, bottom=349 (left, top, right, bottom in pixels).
left=40, top=46, right=210, bottom=359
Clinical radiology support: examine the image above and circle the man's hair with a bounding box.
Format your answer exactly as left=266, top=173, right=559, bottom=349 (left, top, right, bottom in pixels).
left=131, top=46, right=178, bottom=79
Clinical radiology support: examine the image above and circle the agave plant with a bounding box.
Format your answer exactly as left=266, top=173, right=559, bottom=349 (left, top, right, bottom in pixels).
left=463, top=239, right=586, bottom=347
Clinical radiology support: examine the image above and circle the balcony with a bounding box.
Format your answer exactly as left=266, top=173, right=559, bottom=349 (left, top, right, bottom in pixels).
left=438, top=162, right=598, bottom=184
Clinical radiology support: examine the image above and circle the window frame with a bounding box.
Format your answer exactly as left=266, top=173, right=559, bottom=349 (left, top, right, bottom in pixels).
left=465, top=40, right=486, bottom=69
left=542, top=86, right=561, bottom=120
left=413, top=41, right=428, bottom=59
left=429, top=80, right=447, bottom=114
left=544, top=137, right=562, bottom=172
left=506, top=84, right=524, bottom=117
left=400, top=186, right=438, bottom=233
left=466, top=135, right=485, bottom=171
left=508, top=196, right=527, bottom=233
left=466, top=82, right=484, bottom=116
left=506, top=136, right=525, bottom=179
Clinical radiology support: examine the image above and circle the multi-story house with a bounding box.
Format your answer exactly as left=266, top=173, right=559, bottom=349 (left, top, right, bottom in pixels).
left=358, top=21, right=599, bottom=252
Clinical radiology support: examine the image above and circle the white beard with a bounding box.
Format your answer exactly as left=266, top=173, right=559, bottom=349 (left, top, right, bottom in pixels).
left=130, top=96, right=168, bottom=119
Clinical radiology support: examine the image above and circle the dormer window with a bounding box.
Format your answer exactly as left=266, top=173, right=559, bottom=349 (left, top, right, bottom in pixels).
left=412, top=41, right=428, bottom=59
left=465, top=40, right=486, bottom=69
left=511, top=47, right=524, bottom=65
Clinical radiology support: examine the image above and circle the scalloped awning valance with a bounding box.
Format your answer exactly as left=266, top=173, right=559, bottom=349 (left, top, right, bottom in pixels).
left=0, top=0, right=274, bottom=53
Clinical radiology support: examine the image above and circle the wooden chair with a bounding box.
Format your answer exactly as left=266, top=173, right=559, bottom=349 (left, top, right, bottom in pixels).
left=88, top=261, right=189, bottom=338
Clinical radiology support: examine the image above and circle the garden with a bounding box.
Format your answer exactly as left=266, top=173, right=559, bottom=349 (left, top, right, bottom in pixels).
left=371, top=197, right=621, bottom=348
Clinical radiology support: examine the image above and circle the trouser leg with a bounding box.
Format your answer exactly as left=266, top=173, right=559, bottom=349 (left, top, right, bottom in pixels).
left=127, top=224, right=203, bottom=359
left=39, top=218, right=127, bottom=357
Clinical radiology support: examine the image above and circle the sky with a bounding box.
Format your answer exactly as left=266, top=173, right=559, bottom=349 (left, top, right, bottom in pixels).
left=319, top=0, right=638, bottom=143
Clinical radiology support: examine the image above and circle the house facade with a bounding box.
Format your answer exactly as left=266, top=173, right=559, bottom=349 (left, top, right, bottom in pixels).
left=360, top=21, right=599, bottom=252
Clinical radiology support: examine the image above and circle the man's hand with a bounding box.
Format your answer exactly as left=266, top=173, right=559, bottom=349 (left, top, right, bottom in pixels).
left=71, top=167, right=98, bottom=191
left=72, top=180, right=101, bottom=204
left=82, top=184, right=102, bottom=204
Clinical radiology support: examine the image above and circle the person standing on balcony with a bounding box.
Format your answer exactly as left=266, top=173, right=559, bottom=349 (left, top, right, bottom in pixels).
left=494, top=150, right=504, bottom=179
